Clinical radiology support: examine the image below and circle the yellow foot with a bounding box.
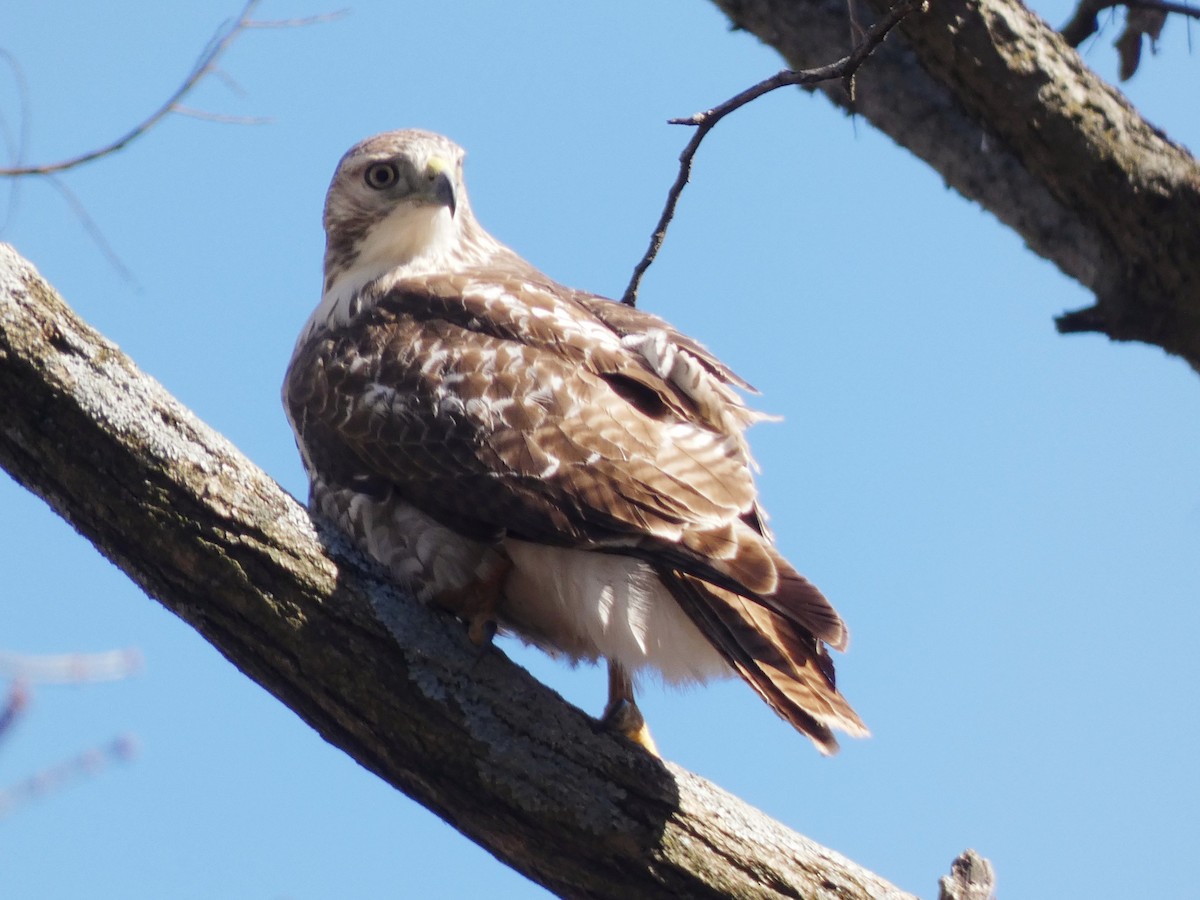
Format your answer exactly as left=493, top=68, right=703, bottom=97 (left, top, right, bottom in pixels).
left=600, top=697, right=660, bottom=757
left=601, top=661, right=661, bottom=757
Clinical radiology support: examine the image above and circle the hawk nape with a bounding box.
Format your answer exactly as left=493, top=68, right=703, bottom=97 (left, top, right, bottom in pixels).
left=284, top=129, right=867, bottom=756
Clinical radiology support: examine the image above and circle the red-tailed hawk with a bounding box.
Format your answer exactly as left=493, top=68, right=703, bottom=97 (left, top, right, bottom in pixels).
left=284, top=129, right=867, bottom=755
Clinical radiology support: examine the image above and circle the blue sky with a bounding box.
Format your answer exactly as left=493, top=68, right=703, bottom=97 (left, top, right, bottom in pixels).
left=2, top=2, right=1198, bottom=897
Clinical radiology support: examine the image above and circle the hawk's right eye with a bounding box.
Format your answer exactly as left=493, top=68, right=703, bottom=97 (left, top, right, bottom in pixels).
left=364, top=162, right=400, bottom=190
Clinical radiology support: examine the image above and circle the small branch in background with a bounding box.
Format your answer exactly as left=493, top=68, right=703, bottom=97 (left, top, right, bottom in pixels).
left=1114, top=3, right=1169, bottom=79
left=0, top=3, right=344, bottom=281
left=0, top=49, right=31, bottom=229
left=240, top=9, right=350, bottom=29
left=0, top=734, right=138, bottom=819
left=42, top=176, right=138, bottom=286
left=0, top=680, right=29, bottom=744
left=171, top=106, right=275, bottom=126
left=1061, top=0, right=1197, bottom=64
left=0, top=2, right=346, bottom=178
left=0, top=651, right=141, bottom=813
left=621, top=0, right=923, bottom=306
left=0, top=649, right=143, bottom=684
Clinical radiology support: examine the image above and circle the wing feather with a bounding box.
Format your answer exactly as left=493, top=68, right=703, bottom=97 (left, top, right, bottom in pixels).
left=285, top=269, right=850, bottom=654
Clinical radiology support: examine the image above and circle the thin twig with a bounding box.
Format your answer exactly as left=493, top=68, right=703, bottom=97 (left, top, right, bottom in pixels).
left=172, top=105, right=275, bottom=126
left=0, top=649, right=143, bottom=684
left=0, top=49, right=30, bottom=230
left=1127, top=0, right=1200, bottom=16
left=0, top=681, right=28, bottom=744
left=241, top=10, right=350, bottom=28
left=44, top=176, right=138, bottom=286
left=621, top=0, right=924, bottom=306
left=0, top=3, right=345, bottom=177
left=0, top=734, right=137, bottom=818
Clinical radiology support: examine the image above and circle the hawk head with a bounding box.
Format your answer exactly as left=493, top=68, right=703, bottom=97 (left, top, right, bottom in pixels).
left=319, top=130, right=504, bottom=322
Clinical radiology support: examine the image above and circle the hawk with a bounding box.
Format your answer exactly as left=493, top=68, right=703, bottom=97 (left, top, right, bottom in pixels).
left=284, top=129, right=867, bottom=755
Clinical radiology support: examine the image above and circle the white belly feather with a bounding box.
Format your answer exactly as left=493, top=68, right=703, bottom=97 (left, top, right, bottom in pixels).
left=321, top=483, right=731, bottom=685
left=502, top=539, right=731, bottom=685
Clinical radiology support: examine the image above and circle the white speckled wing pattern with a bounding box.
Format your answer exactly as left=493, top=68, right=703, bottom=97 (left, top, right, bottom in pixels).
left=284, top=129, right=867, bottom=753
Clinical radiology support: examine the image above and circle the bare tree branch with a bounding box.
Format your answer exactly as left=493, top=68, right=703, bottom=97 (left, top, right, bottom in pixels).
left=0, top=242, right=985, bottom=896
left=622, top=0, right=923, bottom=306
left=705, top=0, right=1200, bottom=372
left=0, top=680, right=27, bottom=745
left=40, top=175, right=137, bottom=285
left=0, top=2, right=345, bottom=178
left=1125, top=0, right=1200, bottom=16
left=171, top=106, right=274, bottom=126
left=0, top=734, right=137, bottom=818
left=0, top=649, right=142, bottom=684
left=1061, top=0, right=1198, bottom=50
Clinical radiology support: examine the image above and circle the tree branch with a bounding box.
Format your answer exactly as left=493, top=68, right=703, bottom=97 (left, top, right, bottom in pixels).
left=0, top=243, right=978, bottom=894
left=1061, top=0, right=1198, bottom=50
left=622, top=0, right=922, bottom=306
left=938, top=850, right=996, bottom=900
left=707, top=0, right=1200, bottom=372
left=0, top=2, right=344, bottom=178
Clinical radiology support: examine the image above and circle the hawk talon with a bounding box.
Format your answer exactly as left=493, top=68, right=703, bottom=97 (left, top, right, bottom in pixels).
left=602, top=663, right=661, bottom=756
left=600, top=698, right=660, bottom=757
left=467, top=614, right=497, bottom=648
left=431, top=557, right=511, bottom=650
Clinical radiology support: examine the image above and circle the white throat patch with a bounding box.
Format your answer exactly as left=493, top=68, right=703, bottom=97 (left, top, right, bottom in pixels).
left=305, top=203, right=458, bottom=340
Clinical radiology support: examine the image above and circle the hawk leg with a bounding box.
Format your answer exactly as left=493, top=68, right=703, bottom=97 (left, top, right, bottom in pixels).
left=601, top=661, right=660, bottom=757
left=432, top=556, right=512, bottom=647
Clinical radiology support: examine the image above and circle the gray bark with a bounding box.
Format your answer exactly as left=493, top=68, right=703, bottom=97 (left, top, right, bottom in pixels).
left=709, top=0, right=1200, bottom=370
left=2, top=243, right=974, bottom=896
left=938, top=850, right=997, bottom=900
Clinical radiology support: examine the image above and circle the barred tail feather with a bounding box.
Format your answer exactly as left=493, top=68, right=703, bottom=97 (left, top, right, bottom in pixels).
left=766, top=545, right=850, bottom=653
left=659, top=570, right=868, bottom=754
left=694, top=525, right=850, bottom=654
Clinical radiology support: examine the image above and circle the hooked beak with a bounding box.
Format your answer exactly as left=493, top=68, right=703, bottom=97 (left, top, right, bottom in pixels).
left=425, top=159, right=457, bottom=217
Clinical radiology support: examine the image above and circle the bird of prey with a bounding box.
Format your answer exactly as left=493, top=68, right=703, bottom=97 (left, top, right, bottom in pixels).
left=284, top=129, right=867, bottom=755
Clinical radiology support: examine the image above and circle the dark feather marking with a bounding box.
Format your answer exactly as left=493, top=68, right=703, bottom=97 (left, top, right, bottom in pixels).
left=599, top=373, right=673, bottom=421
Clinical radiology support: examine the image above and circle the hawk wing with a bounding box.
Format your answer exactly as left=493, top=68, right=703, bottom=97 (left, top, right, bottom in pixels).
left=285, top=268, right=860, bottom=740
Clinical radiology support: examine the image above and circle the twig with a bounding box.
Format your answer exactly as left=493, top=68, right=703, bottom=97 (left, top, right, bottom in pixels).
left=0, top=681, right=29, bottom=744
left=1127, top=0, right=1200, bottom=16
left=621, top=0, right=924, bottom=306
left=172, top=106, right=275, bottom=126
left=43, top=176, right=138, bottom=286
left=0, top=649, right=143, bottom=684
left=0, top=49, right=31, bottom=229
left=0, top=2, right=346, bottom=177
left=1061, top=0, right=1199, bottom=47
left=0, top=735, right=137, bottom=818
left=241, top=10, right=350, bottom=28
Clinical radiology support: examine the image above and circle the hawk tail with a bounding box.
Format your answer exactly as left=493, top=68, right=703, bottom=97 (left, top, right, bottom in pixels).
left=659, top=570, right=869, bottom=755
left=679, top=522, right=850, bottom=654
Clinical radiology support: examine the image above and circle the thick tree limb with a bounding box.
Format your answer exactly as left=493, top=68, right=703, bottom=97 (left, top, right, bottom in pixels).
left=0, top=244, right=972, bottom=896
left=707, top=0, right=1200, bottom=371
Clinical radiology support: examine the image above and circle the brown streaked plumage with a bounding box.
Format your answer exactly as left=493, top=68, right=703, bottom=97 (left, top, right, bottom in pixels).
left=284, top=129, right=868, bottom=754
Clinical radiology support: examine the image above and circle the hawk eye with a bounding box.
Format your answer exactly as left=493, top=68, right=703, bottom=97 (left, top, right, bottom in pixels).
left=364, top=162, right=400, bottom=190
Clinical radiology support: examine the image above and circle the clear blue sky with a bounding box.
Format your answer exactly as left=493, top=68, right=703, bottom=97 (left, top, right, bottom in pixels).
left=3, top=2, right=1198, bottom=897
